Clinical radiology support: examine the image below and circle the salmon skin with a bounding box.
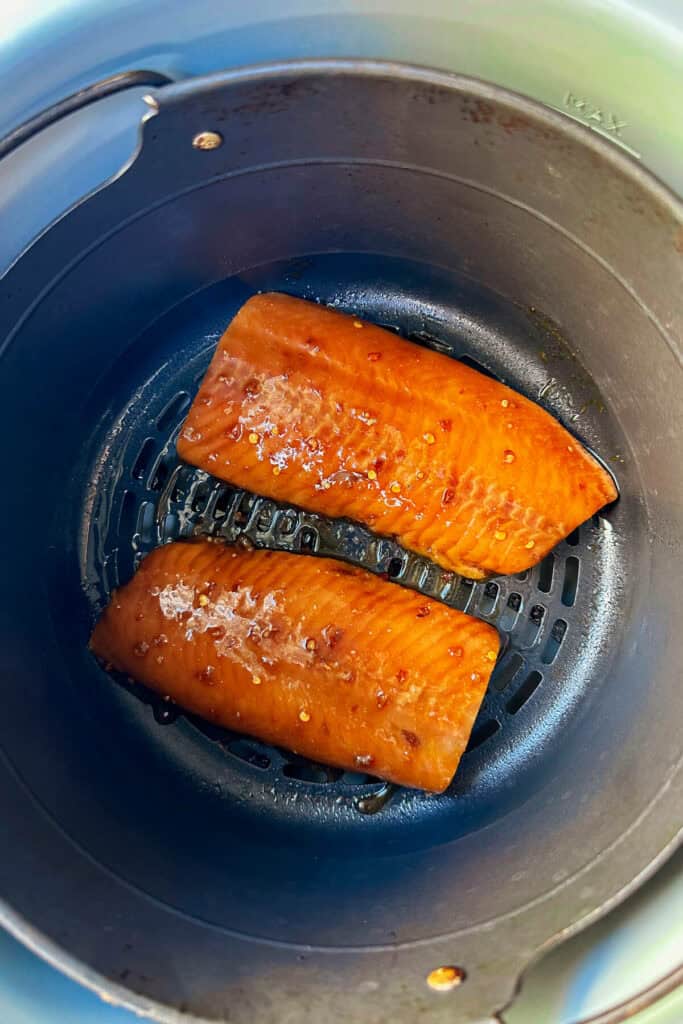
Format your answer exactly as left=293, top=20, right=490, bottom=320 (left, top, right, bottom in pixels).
left=177, top=293, right=617, bottom=579
left=91, top=541, right=499, bottom=792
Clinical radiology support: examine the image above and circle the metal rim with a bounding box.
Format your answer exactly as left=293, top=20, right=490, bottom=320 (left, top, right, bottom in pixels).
left=0, top=57, right=681, bottom=1024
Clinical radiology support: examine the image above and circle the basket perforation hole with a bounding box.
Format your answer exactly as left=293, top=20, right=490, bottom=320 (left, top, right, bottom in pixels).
left=387, top=556, right=405, bottom=579
left=541, top=619, right=568, bottom=665
left=149, top=457, right=171, bottom=493
left=156, top=391, right=190, bottom=431
left=118, top=489, right=138, bottom=537
left=566, top=527, right=580, bottom=546
left=506, top=671, right=543, bottom=714
left=132, top=438, right=156, bottom=481
left=516, top=569, right=529, bottom=582
left=162, top=513, right=180, bottom=542
left=466, top=718, right=500, bottom=751
left=228, top=739, right=271, bottom=771
left=168, top=466, right=187, bottom=504
left=562, top=556, right=580, bottom=607
left=491, top=652, right=525, bottom=692
left=277, top=512, right=297, bottom=537
left=455, top=577, right=476, bottom=612
left=212, top=487, right=233, bottom=520
left=233, top=493, right=254, bottom=527
left=136, top=500, right=157, bottom=546
left=521, top=604, right=546, bottom=647
left=480, top=581, right=499, bottom=615
left=283, top=761, right=344, bottom=783
left=256, top=503, right=276, bottom=533
left=537, top=554, right=554, bottom=594
left=298, top=527, right=319, bottom=553
left=191, top=480, right=211, bottom=514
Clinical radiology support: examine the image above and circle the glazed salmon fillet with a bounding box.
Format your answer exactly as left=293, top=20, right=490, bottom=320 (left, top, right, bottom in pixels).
left=177, top=293, right=617, bottom=579
left=91, top=541, right=499, bottom=792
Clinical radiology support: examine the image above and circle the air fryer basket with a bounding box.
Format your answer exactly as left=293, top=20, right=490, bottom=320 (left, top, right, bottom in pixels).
left=0, top=62, right=681, bottom=1024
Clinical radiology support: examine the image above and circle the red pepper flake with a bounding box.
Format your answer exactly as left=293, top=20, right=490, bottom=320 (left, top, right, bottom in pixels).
left=243, top=377, right=260, bottom=398
left=227, top=422, right=243, bottom=441
left=441, top=488, right=455, bottom=506
left=416, top=604, right=431, bottom=618
left=367, top=351, right=382, bottom=362
left=396, top=668, right=409, bottom=683
left=439, top=418, right=453, bottom=432
left=196, top=666, right=216, bottom=685
left=374, top=457, right=386, bottom=472
left=323, top=625, right=344, bottom=649
left=395, top=449, right=406, bottom=461
left=402, top=729, right=421, bottom=748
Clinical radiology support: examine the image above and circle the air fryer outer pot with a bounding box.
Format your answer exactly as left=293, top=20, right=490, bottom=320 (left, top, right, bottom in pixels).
left=0, top=62, right=681, bottom=1024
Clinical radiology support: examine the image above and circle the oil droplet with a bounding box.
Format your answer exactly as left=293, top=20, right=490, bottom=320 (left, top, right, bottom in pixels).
left=449, top=646, right=463, bottom=658
left=567, top=445, right=574, bottom=452
left=423, top=432, right=436, bottom=445
left=305, top=638, right=317, bottom=652
left=486, top=650, right=497, bottom=662
left=470, top=672, right=481, bottom=682
left=416, top=470, right=425, bottom=480
left=494, top=530, right=507, bottom=541
left=299, top=709, right=311, bottom=723
left=198, top=594, right=210, bottom=607
left=252, top=675, right=262, bottom=686
left=525, top=540, right=535, bottom=549
left=427, top=966, right=466, bottom=992
left=390, top=482, right=401, bottom=494
left=353, top=320, right=364, bottom=329
left=355, top=782, right=395, bottom=815
left=367, top=469, right=377, bottom=480
left=153, top=703, right=178, bottom=725
left=501, top=399, right=509, bottom=409
left=503, top=450, right=515, bottom=463
left=272, top=466, right=281, bottom=475
left=248, top=432, right=259, bottom=445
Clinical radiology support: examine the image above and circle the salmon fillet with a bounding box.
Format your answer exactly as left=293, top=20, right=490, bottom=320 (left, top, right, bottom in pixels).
left=177, top=293, right=617, bottom=579
left=91, top=541, right=499, bottom=792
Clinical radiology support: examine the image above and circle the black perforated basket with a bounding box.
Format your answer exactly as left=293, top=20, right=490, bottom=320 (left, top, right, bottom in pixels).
left=0, top=62, right=681, bottom=1024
